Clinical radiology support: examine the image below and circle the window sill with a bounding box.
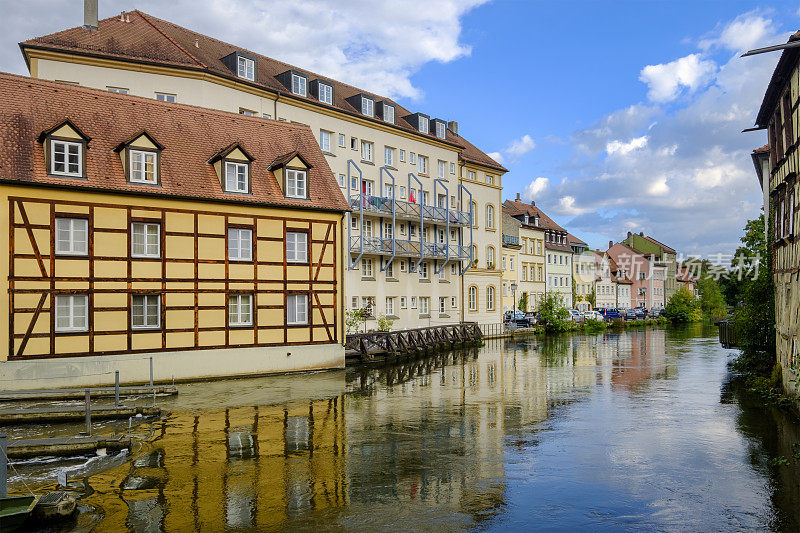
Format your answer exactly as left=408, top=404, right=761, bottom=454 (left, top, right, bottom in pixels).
left=438, top=279, right=450, bottom=283
left=361, top=277, right=376, bottom=281
left=384, top=165, right=398, bottom=171
left=386, top=277, right=399, bottom=282
left=419, top=314, right=431, bottom=318
left=386, top=314, right=400, bottom=320
left=419, top=279, right=431, bottom=283
left=439, top=314, right=450, bottom=318
left=360, top=160, right=375, bottom=166
left=229, top=324, right=254, bottom=329
left=322, top=151, right=336, bottom=157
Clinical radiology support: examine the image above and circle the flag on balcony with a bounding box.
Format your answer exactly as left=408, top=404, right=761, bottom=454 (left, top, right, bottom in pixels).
left=409, top=189, right=416, bottom=204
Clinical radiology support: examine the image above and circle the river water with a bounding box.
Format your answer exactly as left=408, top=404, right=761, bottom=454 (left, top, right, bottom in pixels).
left=7, top=325, right=800, bottom=532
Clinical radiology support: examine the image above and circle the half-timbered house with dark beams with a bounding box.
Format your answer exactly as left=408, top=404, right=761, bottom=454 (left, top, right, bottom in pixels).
left=0, top=72, right=349, bottom=390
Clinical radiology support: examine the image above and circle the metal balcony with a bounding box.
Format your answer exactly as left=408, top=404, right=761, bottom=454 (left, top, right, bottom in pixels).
left=502, top=234, right=520, bottom=246
left=349, top=236, right=471, bottom=260
left=349, top=194, right=471, bottom=227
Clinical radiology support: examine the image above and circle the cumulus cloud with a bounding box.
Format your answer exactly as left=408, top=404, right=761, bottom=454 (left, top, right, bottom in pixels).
left=490, top=134, right=536, bottom=165
left=639, top=54, right=717, bottom=103
left=699, top=12, right=773, bottom=52
left=533, top=10, right=787, bottom=256
left=0, top=0, right=487, bottom=100
left=606, top=135, right=648, bottom=156
left=523, top=177, right=550, bottom=199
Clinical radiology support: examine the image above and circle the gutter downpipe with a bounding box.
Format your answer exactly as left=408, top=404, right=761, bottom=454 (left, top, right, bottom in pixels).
left=380, top=166, right=397, bottom=270
left=409, top=172, right=424, bottom=272
left=434, top=178, right=450, bottom=274
left=459, top=183, right=473, bottom=276
left=347, top=159, right=364, bottom=269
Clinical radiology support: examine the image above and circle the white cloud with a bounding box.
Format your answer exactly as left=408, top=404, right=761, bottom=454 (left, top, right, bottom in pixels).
left=556, top=196, right=586, bottom=216
left=490, top=134, right=536, bottom=165
left=699, top=13, right=772, bottom=52
left=523, top=177, right=550, bottom=199
left=639, top=54, right=717, bottom=103
left=648, top=176, right=670, bottom=196
left=0, top=0, right=488, bottom=100
left=606, top=135, right=648, bottom=156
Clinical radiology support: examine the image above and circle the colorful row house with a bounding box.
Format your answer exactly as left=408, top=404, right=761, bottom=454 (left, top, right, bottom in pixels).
left=0, top=73, right=348, bottom=389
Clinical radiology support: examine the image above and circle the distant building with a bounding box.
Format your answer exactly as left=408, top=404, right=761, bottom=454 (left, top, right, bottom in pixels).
left=621, top=231, right=677, bottom=303
left=592, top=252, right=616, bottom=309
left=569, top=234, right=593, bottom=312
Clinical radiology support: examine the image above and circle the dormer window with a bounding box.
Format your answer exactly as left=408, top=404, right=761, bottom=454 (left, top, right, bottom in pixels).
left=419, top=116, right=429, bottom=134
left=436, top=121, right=446, bottom=139
left=319, top=83, right=333, bottom=105
left=51, top=140, right=83, bottom=177
left=286, top=169, right=307, bottom=198
left=130, top=150, right=157, bottom=184
left=361, top=96, right=374, bottom=117
left=524, top=214, right=529, bottom=225
left=225, top=162, right=249, bottom=193
left=291, top=73, right=307, bottom=97
left=237, top=56, right=254, bottom=81
left=382, top=103, right=395, bottom=124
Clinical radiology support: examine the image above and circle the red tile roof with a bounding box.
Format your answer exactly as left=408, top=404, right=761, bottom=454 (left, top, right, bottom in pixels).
left=0, top=72, right=349, bottom=212
left=502, top=199, right=572, bottom=252
left=567, top=232, right=587, bottom=247
left=752, top=144, right=769, bottom=153
left=20, top=10, right=506, bottom=173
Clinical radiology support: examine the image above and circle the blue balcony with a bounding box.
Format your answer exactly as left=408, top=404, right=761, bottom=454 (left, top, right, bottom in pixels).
left=349, top=236, right=471, bottom=261
left=349, top=194, right=471, bottom=227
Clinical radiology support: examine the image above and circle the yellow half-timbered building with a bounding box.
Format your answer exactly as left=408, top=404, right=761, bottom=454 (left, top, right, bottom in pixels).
left=0, top=73, right=349, bottom=389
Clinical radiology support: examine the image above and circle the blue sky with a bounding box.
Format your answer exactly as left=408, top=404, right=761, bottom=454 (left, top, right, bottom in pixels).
left=2, top=0, right=795, bottom=255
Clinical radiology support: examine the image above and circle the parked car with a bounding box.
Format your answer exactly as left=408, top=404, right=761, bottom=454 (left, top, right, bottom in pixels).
left=504, top=310, right=533, bottom=328
left=623, top=308, right=638, bottom=320
left=595, top=307, right=622, bottom=320
left=649, top=308, right=662, bottom=317
left=568, top=309, right=581, bottom=321
left=633, top=308, right=647, bottom=319
left=582, top=310, right=603, bottom=321
left=523, top=312, right=538, bottom=325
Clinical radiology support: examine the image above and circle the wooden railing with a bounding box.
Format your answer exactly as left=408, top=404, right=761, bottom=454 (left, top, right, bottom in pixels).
left=345, top=322, right=482, bottom=360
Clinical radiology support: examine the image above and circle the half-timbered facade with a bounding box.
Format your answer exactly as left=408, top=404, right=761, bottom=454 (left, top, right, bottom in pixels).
left=0, top=73, right=348, bottom=389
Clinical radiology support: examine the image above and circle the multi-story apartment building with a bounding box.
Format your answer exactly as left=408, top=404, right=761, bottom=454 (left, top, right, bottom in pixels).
left=749, top=31, right=800, bottom=393
left=622, top=231, right=677, bottom=302
left=0, top=73, right=348, bottom=389
left=611, top=257, right=634, bottom=309
left=500, top=212, right=521, bottom=313
left=501, top=198, right=545, bottom=311
left=569, top=234, right=593, bottom=312
left=503, top=199, right=572, bottom=308
left=20, top=9, right=507, bottom=329
left=607, top=242, right=650, bottom=309
left=593, top=251, right=617, bottom=309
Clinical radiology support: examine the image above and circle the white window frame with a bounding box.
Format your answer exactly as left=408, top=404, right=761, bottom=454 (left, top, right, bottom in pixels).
left=287, top=231, right=308, bottom=263
left=385, top=146, right=394, bottom=166
left=50, top=140, right=83, bottom=177
left=319, top=130, right=331, bottom=152
left=439, top=297, right=446, bottom=314
left=338, top=133, right=346, bottom=147
left=55, top=294, right=88, bottom=332
left=487, top=286, right=495, bottom=311
left=131, top=222, right=160, bottom=258
left=237, top=56, right=255, bottom=81
left=229, top=293, right=253, bottom=326
left=418, top=155, right=428, bottom=175
left=155, top=92, right=176, bottom=102
left=129, top=149, right=158, bottom=184
left=225, top=161, right=249, bottom=193
left=107, top=86, right=128, bottom=94
left=362, top=258, right=374, bottom=278
left=419, top=297, right=430, bottom=315
left=361, top=97, right=374, bottom=117
left=291, top=74, right=307, bottom=97
left=287, top=293, right=308, bottom=325
left=400, top=150, right=406, bottom=162
left=438, top=160, right=445, bottom=178
left=386, top=297, right=395, bottom=316
left=436, top=121, right=446, bottom=139
left=468, top=286, right=477, bottom=311
left=385, top=260, right=394, bottom=278
left=486, top=204, right=494, bottom=229
left=286, top=169, right=308, bottom=199
left=383, top=104, right=395, bottom=124
left=361, top=141, right=374, bottom=163
left=450, top=163, right=455, bottom=174
left=55, top=217, right=88, bottom=256
left=419, top=116, right=429, bottom=134
left=132, top=294, right=161, bottom=329
left=419, top=261, right=429, bottom=279
left=400, top=296, right=407, bottom=309
left=319, top=83, right=333, bottom=105
left=228, top=227, right=253, bottom=262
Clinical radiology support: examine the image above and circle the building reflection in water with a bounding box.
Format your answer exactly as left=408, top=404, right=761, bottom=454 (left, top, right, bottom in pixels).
left=80, top=329, right=672, bottom=530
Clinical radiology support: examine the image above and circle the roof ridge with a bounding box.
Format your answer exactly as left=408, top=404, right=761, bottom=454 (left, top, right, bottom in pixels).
left=0, top=71, right=314, bottom=132
left=136, top=11, right=206, bottom=68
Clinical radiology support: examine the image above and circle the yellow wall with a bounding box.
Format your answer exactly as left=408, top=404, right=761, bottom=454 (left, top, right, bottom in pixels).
left=2, top=184, right=344, bottom=361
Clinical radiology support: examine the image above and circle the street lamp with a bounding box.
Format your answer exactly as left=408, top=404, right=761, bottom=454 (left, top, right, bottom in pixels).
left=510, top=282, right=518, bottom=317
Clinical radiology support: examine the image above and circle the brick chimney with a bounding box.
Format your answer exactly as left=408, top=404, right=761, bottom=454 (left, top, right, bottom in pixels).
left=515, top=193, right=520, bottom=201
left=531, top=200, right=535, bottom=206
left=639, top=231, right=644, bottom=236
left=608, top=240, right=614, bottom=249
left=627, top=231, right=632, bottom=237
left=447, top=121, right=458, bottom=135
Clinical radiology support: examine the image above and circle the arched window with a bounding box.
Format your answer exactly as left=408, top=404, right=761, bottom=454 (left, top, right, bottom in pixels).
left=468, top=285, right=478, bottom=311
left=487, top=286, right=495, bottom=311
left=486, top=246, right=495, bottom=268
left=486, top=204, right=494, bottom=229
left=471, top=201, right=478, bottom=227
left=472, top=245, right=478, bottom=263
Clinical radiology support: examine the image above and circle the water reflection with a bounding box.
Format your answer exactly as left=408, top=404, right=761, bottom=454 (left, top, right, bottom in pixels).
left=14, top=326, right=800, bottom=531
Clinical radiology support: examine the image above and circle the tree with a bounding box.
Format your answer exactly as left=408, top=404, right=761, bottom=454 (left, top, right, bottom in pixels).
left=697, top=276, right=726, bottom=322
left=662, top=286, right=701, bottom=323
left=538, top=293, right=571, bottom=333
left=572, top=277, right=578, bottom=308
left=518, top=293, right=528, bottom=313
left=721, top=213, right=767, bottom=307
left=587, top=288, right=596, bottom=308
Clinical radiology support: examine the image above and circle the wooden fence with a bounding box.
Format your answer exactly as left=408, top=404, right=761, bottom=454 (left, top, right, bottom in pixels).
left=345, top=322, right=482, bottom=361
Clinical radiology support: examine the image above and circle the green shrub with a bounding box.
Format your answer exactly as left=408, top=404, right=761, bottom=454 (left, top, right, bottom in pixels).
left=538, top=293, right=571, bottom=333
left=583, top=318, right=606, bottom=333
left=662, top=286, right=701, bottom=323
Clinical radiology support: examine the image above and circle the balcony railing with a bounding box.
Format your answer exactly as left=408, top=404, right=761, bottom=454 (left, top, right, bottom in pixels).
left=502, top=234, right=520, bottom=246
left=349, top=194, right=471, bottom=226
left=349, top=236, right=471, bottom=260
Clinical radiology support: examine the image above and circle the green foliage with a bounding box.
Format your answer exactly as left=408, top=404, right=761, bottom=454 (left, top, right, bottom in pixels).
left=518, top=293, right=528, bottom=312
left=583, top=318, right=606, bottom=333
left=721, top=213, right=767, bottom=307
left=345, top=308, right=368, bottom=334
left=662, top=286, right=701, bottom=323
left=587, top=288, right=596, bottom=308
left=537, top=293, right=571, bottom=333
left=697, top=276, right=726, bottom=322
left=731, top=253, right=775, bottom=377
left=376, top=314, right=394, bottom=332
left=572, top=277, right=578, bottom=308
